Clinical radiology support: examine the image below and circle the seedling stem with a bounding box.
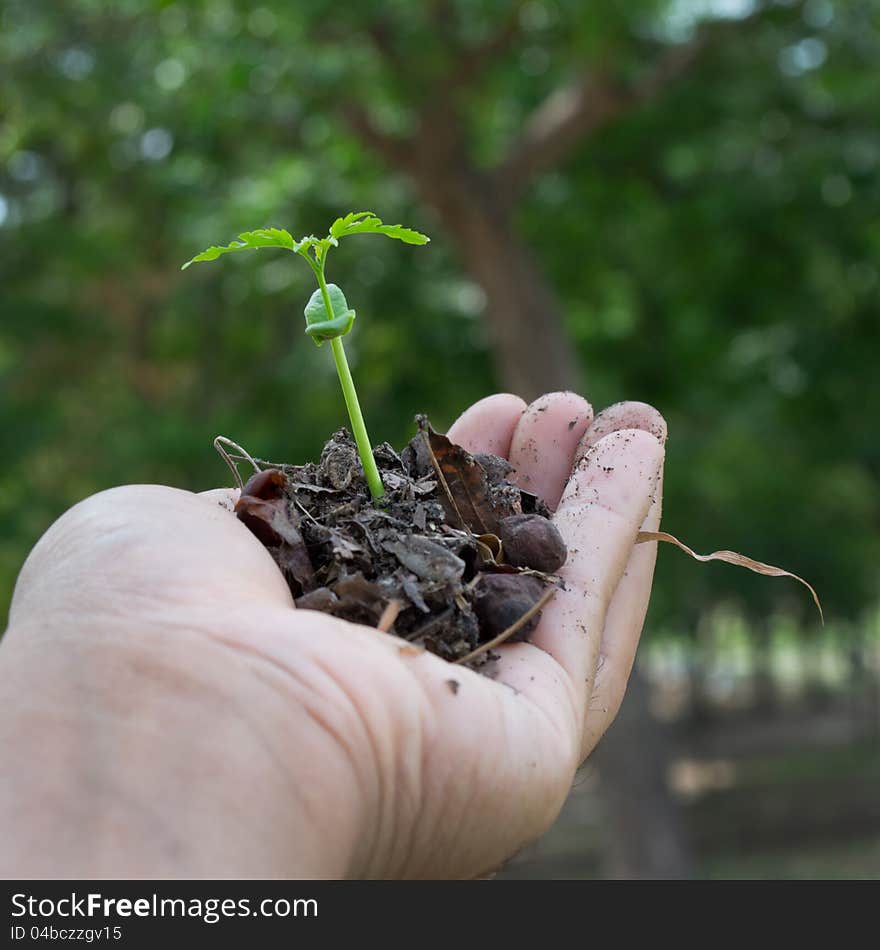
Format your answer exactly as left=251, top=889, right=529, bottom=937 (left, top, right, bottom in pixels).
left=182, top=211, right=429, bottom=504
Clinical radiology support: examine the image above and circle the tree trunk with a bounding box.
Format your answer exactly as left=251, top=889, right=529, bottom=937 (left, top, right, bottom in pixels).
left=419, top=170, right=693, bottom=878
left=593, top=670, right=692, bottom=878
left=416, top=167, right=581, bottom=400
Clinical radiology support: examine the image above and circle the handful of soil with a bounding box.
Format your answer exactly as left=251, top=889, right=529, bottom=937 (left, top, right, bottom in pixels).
left=231, top=417, right=567, bottom=665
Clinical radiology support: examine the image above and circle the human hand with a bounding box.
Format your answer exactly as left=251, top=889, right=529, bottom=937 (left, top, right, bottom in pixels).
left=0, top=391, right=665, bottom=879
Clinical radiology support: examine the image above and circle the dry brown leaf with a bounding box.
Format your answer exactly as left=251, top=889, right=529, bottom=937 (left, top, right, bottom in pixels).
left=424, top=428, right=496, bottom=534
left=637, top=530, right=824, bottom=624
left=235, top=493, right=316, bottom=593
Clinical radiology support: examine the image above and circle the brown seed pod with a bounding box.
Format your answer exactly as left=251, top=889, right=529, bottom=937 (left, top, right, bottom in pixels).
left=472, top=573, right=547, bottom=641
left=498, top=513, right=567, bottom=573
left=235, top=469, right=287, bottom=546
left=239, top=468, right=286, bottom=502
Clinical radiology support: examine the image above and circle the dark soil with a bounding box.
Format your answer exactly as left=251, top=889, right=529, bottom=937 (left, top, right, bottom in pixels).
left=232, top=416, right=567, bottom=666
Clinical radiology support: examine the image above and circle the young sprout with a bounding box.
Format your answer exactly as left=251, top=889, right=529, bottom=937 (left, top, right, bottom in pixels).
left=183, top=212, right=430, bottom=501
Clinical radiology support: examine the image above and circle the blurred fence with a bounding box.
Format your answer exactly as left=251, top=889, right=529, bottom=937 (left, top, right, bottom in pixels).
left=500, top=608, right=880, bottom=878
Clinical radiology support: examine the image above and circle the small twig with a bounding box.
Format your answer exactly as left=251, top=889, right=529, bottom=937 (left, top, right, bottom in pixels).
left=293, top=498, right=323, bottom=526
left=454, top=586, right=557, bottom=666
left=377, top=599, right=402, bottom=633
left=227, top=452, right=289, bottom=469
left=405, top=606, right=455, bottom=641
left=213, top=436, right=261, bottom=492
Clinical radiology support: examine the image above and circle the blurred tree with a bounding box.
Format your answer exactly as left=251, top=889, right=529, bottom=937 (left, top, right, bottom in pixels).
left=2, top=0, right=878, bottom=876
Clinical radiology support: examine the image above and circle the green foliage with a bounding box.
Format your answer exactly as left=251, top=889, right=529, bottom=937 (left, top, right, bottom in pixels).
left=329, top=212, right=430, bottom=245
left=181, top=228, right=297, bottom=267
left=182, top=215, right=428, bottom=275
left=183, top=214, right=428, bottom=271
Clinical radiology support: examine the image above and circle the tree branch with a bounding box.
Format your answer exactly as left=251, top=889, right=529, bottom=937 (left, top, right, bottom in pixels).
left=364, top=19, right=407, bottom=79
left=497, top=67, right=625, bottom=196
left=496, top=14, right=755, bottom=197
left=447, top=2, right=526, bottom=93
left=346, top=7, right=525, bottom=178
left=341, top=102, right=416, bottom=173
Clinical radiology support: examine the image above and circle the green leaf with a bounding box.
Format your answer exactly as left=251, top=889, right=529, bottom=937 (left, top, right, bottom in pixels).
left=181, top=228, right=295, bottom=269
left=238, top=228, right=296, bottom=249
left=328, top=211, right=430, bottom=245
left=329, top=211, right=374, bottom=237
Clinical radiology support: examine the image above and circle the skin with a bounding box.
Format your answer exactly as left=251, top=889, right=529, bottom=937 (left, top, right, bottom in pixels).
left=0, top=392, right=665, bottom=879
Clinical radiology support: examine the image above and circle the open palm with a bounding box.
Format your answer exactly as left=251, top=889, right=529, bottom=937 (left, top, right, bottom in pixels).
left=2, top=391, right=664, bottom=879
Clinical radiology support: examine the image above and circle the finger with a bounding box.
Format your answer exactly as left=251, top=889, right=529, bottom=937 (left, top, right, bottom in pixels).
left=507, top=392, right=594, bottom=510
left=446, top=393, right=527, bottom=457
left=577, top=401, right=667, bottom=453
left=491, top=429, right=664, bottom=729
left=10, top=485, right=292, bottom=628
left=584, top=470, right=663, bottom=748
left=578, top=404, right=667, bottom=750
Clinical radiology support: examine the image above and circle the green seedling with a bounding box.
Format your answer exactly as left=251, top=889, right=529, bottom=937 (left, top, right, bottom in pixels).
left=183, top=212, right=430, bottom=501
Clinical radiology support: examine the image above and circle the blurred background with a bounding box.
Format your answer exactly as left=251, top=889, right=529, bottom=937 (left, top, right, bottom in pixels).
left=1, top=0, right=878, bottom=878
